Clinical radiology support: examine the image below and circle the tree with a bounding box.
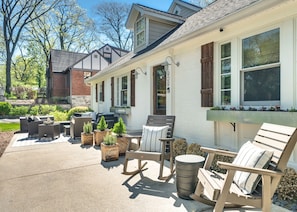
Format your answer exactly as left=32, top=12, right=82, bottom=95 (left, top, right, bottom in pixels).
left=0, top=0, right=58, bottom=94
left=95, top=1, right=133, bottom=51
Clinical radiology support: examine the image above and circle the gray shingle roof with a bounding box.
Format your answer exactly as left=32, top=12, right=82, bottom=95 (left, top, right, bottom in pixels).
left=50, top=49, right=87, bottom=73
left=159, top=0, right=260, bottom=47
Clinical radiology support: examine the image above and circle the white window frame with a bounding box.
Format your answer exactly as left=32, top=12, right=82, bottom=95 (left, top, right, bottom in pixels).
left=240, top=28, right=280, bottom=106
left=135, top=17, right=145, bottom=48
left=220, top=42, right=231, bottom=105
left=116, top=75, right=129, bottom=106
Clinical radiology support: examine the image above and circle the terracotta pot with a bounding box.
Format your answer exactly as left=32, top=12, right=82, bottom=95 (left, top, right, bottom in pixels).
left=81, top=132, right=94, bottom=145
left=101, top=143, right=119, bottom=161
left=117, top=136, right=128, bottom=155
left=94, top=130, right=109, bottom=146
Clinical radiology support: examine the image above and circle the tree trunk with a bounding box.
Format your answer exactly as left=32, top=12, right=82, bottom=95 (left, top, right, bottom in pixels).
left=5, top=56, right=12, bottom=95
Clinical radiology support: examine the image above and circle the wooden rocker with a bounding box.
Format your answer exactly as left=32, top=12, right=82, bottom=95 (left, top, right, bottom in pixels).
left=190, top=123, right=297, bottom=212
left=122, top=115, right=175, bottom=180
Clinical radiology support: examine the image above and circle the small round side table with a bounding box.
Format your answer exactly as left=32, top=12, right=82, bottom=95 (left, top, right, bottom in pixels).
left=175, top=154, right=205, bottom=200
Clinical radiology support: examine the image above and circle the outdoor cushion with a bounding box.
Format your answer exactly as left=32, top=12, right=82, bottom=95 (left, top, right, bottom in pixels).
left=140, top=125, right=169, bottom=152
left=232, top=141, right=273, bottom=194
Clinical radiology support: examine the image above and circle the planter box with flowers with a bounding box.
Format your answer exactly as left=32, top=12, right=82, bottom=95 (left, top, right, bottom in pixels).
left=101, top=132, right=119, bottom=162
left=207, top=106, right=297, bottom=127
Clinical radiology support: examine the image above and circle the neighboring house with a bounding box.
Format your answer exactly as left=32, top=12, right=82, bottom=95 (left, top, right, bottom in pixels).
left=86, top=0, right=297, bottom=168
left=48, top=44, right=129, bottom=107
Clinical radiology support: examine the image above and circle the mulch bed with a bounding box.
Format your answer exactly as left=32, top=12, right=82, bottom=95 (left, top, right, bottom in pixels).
left=0, top=131, right=15, bottom=157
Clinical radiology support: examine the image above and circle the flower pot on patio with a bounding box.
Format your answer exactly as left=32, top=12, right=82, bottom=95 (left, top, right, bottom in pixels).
left=81, top=122, right=93, bottom=145
left=101, top=133, right=119, bottom=161
left=112, top=117, right=128, bottom=155
left=94, top=130, right=109, bottom=146
left=117, top=136, right=128, bottom=155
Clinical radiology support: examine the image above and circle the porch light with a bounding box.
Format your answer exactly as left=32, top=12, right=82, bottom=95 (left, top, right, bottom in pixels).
left=165, top=56, right=180, bottom=67
left=135, top=67, right=147, bottom=76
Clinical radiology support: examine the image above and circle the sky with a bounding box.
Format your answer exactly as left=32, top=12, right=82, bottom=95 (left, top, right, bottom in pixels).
left=76, top=0, right=179, bottom=15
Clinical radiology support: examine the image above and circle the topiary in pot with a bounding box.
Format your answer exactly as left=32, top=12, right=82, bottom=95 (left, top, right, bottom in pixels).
left=101, top=132, right=119, bottom=161
left=81, top=121, right=93, bottom=145
left=94, top=116, right=109, bottom=146
left=112, top=117, right=128, bottom=155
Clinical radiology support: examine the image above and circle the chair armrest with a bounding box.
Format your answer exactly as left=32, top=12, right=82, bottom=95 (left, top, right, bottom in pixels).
left=217, top=161, right=283, bottom=177
left=125, top=135, right=141, bottom=151
left=159, top=138, right=175, bottom=142
left=201, top=147, right=237, bottom=157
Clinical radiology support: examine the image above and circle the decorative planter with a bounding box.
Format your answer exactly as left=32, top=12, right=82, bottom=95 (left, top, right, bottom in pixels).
left=117, top=136, right=128, bottom=155
left=94, top=130, right=109, bottom=146
left=81, top=133, right=94, bottom=145
left=207, top=110, right=297, bottom=127
left=110, top=107, right=131, bottom=115
left=101, top=143, right=119, bottom=161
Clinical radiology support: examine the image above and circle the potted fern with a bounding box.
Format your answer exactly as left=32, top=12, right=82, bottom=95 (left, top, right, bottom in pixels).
left=94, top=116, right=109, bottom=146
left=112, top=117, right=128, bottom=155
left=81, top=121, right=93, bottom=145
left=101, top=132, right=119, bottom=161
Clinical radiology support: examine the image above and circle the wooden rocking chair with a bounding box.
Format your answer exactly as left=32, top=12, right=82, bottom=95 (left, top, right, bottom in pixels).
left=190, top=123, right=297, bottom=212
left=122, top=115, right=175, bottom=180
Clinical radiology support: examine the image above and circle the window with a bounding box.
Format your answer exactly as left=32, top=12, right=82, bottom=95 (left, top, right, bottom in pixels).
left=220, top=43, right=231, bottom=105
left=121, top=76, right=128, bottom=106
left=241, top=28, right=280, bottom=105
left=99, top=81, right=104, bottom=102
left=135, top=18, right=145, bottom=47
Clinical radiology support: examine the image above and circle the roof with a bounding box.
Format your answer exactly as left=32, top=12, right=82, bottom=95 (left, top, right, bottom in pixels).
left=168, top=0, right=202, bottom=14
left=126, top=3, right=185, bottom=29
left=87, top=0, right=282, bottom=82
left=50, top=49, right=87, bottom=73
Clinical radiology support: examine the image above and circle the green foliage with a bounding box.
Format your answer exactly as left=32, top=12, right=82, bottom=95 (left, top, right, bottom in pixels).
left=0, top=123, right=20, bottom=132
left=39, top=104, right=56, bottom=115
left=83, top=122, right=93, bottom=134
left=186, top=143, right=207, bottom=157
left=0, top=102, right=12, bottom=115
left=49, top=111, right=68, bottom=121
left=9, top=106, right=29, bottom=116
left=97, top=116, right=108, bottom=131
left=103, top=132, right=117, bottom=145
left=67, top=106, right=92, bottom=120
left=112, top=117, right=126, bottom=136
left=28, top=105, right=40, bottom=115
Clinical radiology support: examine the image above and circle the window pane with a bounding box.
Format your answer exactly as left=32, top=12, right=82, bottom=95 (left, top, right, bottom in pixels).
left=221, top=59, right=231, bottom=74
left=243, top=67, right=280, bottom=101
left=221, top=75, right=231, bottom=89
left=221, top=91, right=231, bottom=105
left=242, top=28, right=279, bottom=68
left=121, top=90, right=127, bottom=105
left=221, top=43, right=231, bottom=58
left=122, top=76, right=127, bottom=89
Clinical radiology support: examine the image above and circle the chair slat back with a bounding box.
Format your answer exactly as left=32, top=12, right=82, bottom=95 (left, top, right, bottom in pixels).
left=146, top=115, right=175, bottom=138
left=252, top=123, right=297, bottom=171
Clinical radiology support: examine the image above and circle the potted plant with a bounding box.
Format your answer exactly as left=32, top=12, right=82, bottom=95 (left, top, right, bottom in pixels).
left=81, top=121, right=93, bottom=145
left=94, top=116, right=109, bottom=146
left=101, top=132, right=119, bottom=161
left=112, top=117, right=128, bottom=155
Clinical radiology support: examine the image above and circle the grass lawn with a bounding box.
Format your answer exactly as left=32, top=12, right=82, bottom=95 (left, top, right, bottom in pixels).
left=0, top=123, right=20, bottom=132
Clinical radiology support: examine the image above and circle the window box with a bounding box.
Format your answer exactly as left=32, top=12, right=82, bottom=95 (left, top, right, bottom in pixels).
left=110, top=106, right=131, bottom=115
left=207, top=110, right=297, bottom=127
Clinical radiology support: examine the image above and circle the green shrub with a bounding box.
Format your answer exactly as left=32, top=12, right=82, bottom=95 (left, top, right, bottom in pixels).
left=40, top=104, right=56, bottom=115
left=173, top=139, right=188, bottom=158
left=67, top=106, right=92, bottom=120
left=97, top=116, right=108, bottom=131
left=29, top=105, right=40, bottom=115
left=112, top=117, right=126, bottom=136
left=9, top=106, right=29, bottom=116
left=276, top=168, right=297, bottom=201
left=49, top=111, right=68, bottom=121
left=0, top=102, right=12, bottom=115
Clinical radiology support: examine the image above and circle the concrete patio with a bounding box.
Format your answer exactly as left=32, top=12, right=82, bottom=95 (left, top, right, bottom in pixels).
left=0, top=133, right=290, bottom=211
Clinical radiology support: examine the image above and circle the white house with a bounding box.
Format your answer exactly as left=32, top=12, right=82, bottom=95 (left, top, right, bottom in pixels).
left=85, top=0, right=297, bottom=168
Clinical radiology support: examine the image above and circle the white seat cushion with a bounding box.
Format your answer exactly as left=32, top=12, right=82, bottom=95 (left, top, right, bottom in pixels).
left=140, top=125, right=169, bottom=152
left=232, top=141, right=273, bottom=194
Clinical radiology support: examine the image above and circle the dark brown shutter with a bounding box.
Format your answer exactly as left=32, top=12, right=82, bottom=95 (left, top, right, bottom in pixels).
left=111, top=77, right=114, bottom=107
left=102, top=81, right=105, bottom=102
left=201, top=42, right=214, bottom=107
left=95, top=83, right=98, bottom=102
left=130, top=70, right=135, bottom=106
